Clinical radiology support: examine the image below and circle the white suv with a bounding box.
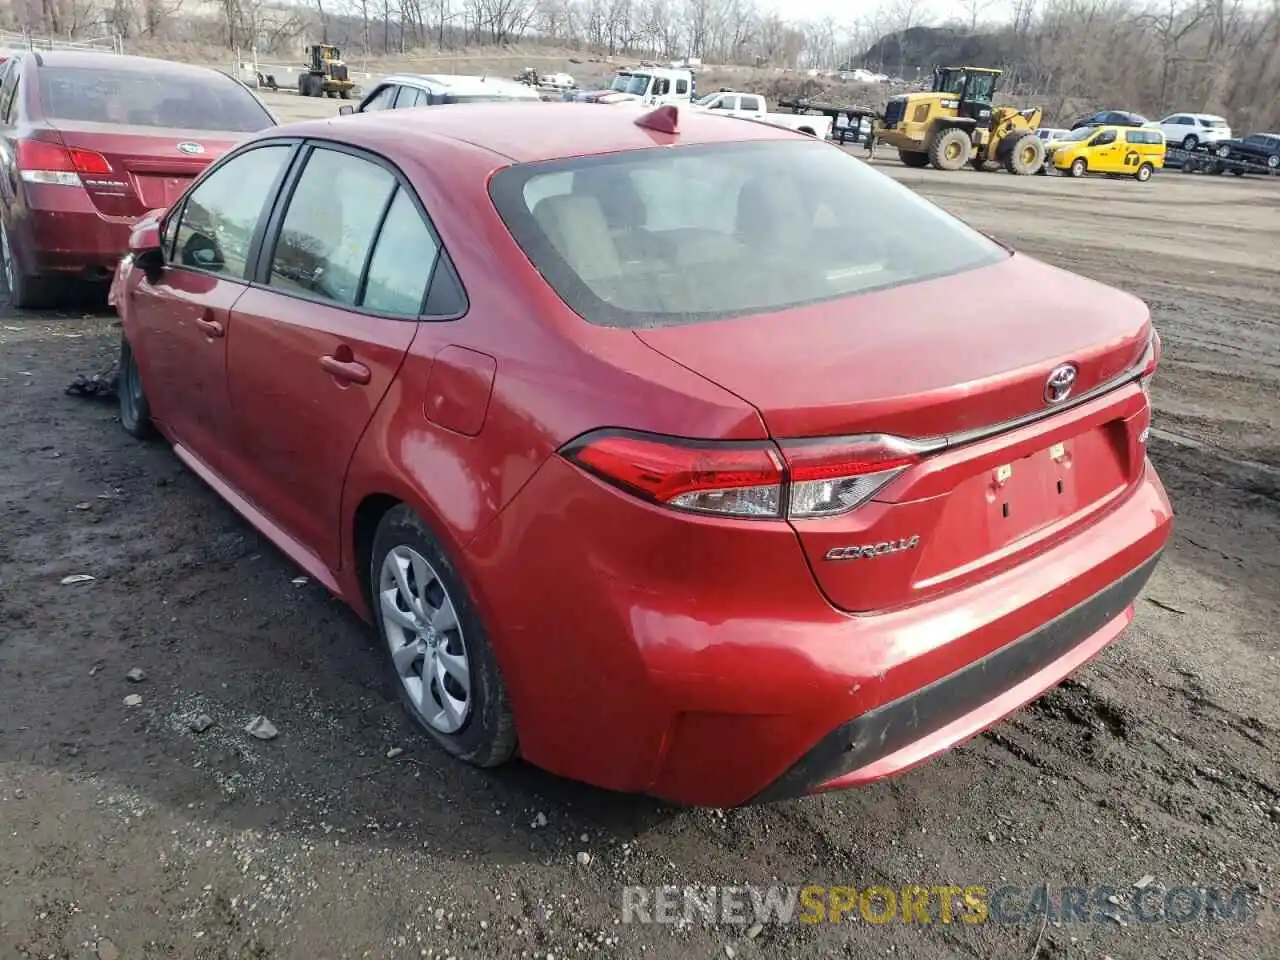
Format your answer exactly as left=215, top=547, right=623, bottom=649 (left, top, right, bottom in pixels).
left=1152, top=113, right=1232, bottom=149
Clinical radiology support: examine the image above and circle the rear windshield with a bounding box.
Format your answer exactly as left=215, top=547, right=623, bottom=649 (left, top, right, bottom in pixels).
left=489, top=139, right=1007, bottom=328
left=37, top=66, right=274, bottom=132
left=1205, top=118, right=1229, bottom=128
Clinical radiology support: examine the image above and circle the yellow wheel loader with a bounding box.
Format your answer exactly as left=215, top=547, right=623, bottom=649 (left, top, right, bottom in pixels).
left=877, top=67, right=1045, bottom=175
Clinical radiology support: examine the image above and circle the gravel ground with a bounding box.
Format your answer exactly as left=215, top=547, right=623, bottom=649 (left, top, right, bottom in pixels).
left=1, top=145, right=1277, bottom=960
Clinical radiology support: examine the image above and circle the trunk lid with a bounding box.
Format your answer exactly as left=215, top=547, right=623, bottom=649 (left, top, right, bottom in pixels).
left=47, top=121, right=238, bottom=218
left=636, top=254, right=1154, bottom=612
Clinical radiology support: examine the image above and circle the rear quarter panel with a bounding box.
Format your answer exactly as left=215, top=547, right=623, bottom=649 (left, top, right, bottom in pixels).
left=335, top=137, right=765, bottom=617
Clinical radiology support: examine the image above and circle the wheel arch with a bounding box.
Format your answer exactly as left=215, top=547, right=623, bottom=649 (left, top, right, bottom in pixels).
left=351, top=491, right=404, bottom=618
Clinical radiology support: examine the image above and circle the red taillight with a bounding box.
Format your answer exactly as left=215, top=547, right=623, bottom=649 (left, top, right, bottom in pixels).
left=563, top=431, right=784, bottom=518
left=561, top=429, right=942, bottom=520
left=16, top=139, right=112, bottom=185
left=1137, top=328, right=1161, bottom=396
left=779, top=434, right=939, bottom=518
left=68, top=148, right=112, bottom=174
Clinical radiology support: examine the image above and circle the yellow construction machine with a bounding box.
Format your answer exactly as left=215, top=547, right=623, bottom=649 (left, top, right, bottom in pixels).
left=298, top=43, right=355, bottom=99
left=877, top=67, right=1045, bottom=175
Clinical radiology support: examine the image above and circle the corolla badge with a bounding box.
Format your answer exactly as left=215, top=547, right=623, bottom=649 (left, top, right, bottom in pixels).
left=1044, top=363, right=1078, bottom=404
left=176, top=141, right=205, bottom=155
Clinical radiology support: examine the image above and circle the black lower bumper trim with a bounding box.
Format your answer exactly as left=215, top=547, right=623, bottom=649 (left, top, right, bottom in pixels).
left=752, top=550, right=1163, bottom=804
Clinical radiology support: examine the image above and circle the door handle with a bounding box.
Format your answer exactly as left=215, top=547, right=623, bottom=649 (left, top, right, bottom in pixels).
left=320, top=354, right=371, bottom=385
left=194, top=312, right=224, bottom=338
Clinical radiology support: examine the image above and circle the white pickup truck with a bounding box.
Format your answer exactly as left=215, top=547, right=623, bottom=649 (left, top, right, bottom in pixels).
left=689, top=90, right=834, bottom=139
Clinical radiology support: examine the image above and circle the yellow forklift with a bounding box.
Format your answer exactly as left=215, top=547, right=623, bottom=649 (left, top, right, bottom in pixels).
left=877, top=66, right=1045, bottom=175
left=298, top=44, right=355, bottom=99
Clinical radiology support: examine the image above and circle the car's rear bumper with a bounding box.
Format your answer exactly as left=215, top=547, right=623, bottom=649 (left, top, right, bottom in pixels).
left=751, top=550, right=1159, bottom=802
left=17, top=193, right=134, bottom=280
left=467, top=454, right=1173, bottom=808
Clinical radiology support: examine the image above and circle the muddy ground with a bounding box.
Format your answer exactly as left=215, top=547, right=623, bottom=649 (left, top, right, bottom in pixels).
left=1, top=143, right=1278, bottom=960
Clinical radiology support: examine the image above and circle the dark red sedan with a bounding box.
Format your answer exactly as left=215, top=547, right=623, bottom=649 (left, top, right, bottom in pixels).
left=111, top=102, right=1173, bottom=807
left=0, top=50, right=275, bottom=307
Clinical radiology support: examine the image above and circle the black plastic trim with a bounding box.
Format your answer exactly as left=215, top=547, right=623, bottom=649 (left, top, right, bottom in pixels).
left=751, top=549, right=1163, bottom=803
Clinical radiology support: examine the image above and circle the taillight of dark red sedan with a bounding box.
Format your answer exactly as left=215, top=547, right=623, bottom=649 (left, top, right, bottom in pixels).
left=112, top=103, right=1173, bottom=807
left=0, top=49, right=274, bottom=308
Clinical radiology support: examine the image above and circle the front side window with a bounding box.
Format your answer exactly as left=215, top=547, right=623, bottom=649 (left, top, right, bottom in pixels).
left=172, top=144, right=291, bottom=277
left=361, top=84, right=398, bottom=112
left=394, top=86, right=428, bottom=108
left=267, top=148, right=396, bottom=306
left=1091, top=130, right=1117, bottom=146
left=37, top=66, right=273, bottom=132
left=490, top=140, right=1007, bottom=328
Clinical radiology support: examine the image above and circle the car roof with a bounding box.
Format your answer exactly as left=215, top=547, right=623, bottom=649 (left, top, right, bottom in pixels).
left=282, top=101, right=795, bottom=163
left=381, top=73, right=538, bottom=97
left=30, top=49, right=235, bottom=81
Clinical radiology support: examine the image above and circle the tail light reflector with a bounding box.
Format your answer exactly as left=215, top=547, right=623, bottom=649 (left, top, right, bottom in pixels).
left=17, top=140, right=113, bottom=186
left=561, top=429, right=941, bottom=520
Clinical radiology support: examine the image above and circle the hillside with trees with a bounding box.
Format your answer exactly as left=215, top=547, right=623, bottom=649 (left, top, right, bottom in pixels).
left=2, top=0, right=1277, bottom=129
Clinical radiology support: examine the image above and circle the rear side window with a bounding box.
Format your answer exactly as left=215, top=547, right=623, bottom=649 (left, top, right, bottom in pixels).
left=268, top=148, right=396, bottom=306
left=172, top=144, right=291, bottom=277
left=36, top=66, right=273, bottom=132
left=361, top=189, right=439, bottom=315
left=490, top=140, right=1007, bottom=328
left=740, top=96, right=762, bottom=112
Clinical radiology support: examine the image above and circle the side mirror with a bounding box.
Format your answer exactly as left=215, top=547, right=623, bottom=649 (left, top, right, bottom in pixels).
left=129, top=220, right=161, bottom=256
left=339, top=104, right=355, bottom=116
left=129, top=219, right=163, bottom=272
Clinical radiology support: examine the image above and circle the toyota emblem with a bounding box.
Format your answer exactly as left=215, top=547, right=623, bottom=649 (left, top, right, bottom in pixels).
left=1044, top=363, right=1078, bottom=405
left=176, top=141, right=205, bottom=155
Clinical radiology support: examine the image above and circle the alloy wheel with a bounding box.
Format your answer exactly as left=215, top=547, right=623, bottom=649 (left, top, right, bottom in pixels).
left=378, top=544, right=471, bottom=733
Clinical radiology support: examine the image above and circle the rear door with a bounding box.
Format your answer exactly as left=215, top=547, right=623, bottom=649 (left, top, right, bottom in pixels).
left=225, top=143, right=440, bottom=569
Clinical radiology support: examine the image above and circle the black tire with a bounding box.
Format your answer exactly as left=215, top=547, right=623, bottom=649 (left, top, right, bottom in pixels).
left=297, top=75, right=308, bottom=96
left=1135, top=162, right=1154, bottom=182
left=1182, top=134, right=1198, bottom=149
left=1002, top=132, right=1044, bottom=175
left=118, top=335, right=156, bottom=439
left=796, top=126, right=816, bottom=136
left=1070, top=157, right=1087, bottom=178
left=1, top=219, right=52, bottom=309
left=898, top=148, right=930, bottom=168
left=339, top=87, right=351, bottom=100
left=928, top=128, right=971, bottom=171
left=1231, top=169, right=1245, bottom=176
left=970, top=157, right=992, bottom=172
left=370, top=505, right=517, bottom=768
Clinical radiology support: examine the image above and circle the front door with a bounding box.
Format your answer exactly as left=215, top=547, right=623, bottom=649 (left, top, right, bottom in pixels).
left=226, top=144, right=439, bottom=569
left=125, top=142, right=294, bottom=469
left=1087, top=129, right=1121, bottom=172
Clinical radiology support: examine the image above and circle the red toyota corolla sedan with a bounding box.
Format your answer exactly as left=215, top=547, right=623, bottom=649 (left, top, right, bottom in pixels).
left=0, top=50, right=275, bottom=307
left=111, top=103, right=1172, bottom=807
